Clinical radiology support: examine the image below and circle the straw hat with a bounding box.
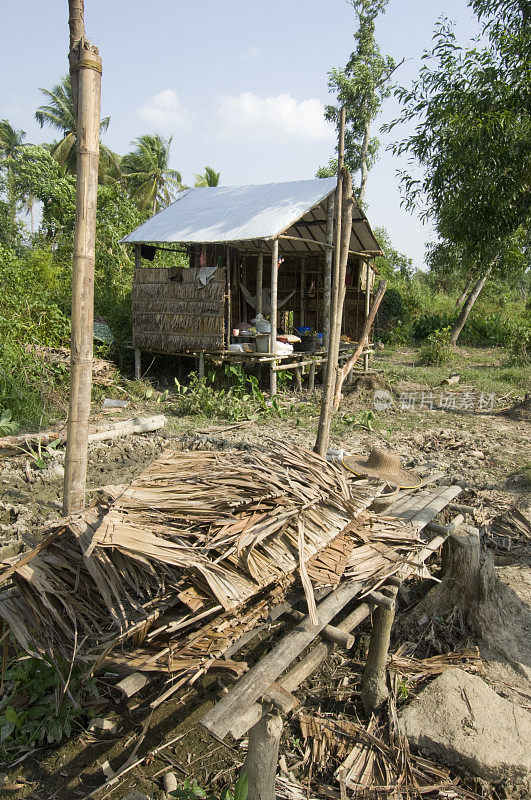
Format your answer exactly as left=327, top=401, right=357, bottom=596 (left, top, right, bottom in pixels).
left=342, top=447, right=422, bottom=489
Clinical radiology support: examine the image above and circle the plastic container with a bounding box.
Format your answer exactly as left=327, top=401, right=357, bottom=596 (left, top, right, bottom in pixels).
left=295, top=326, right=311, bottom=335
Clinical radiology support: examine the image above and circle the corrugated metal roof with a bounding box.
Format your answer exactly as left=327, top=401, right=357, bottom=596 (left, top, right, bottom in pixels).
left=121, top=177, right=382, bottom=255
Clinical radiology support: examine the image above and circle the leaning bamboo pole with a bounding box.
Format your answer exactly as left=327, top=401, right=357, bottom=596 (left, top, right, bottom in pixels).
left=63, top=1, right=102, bottom=514
left=315, top=107, right=345, bottom=456
left=332, top=280, right=387, bottom=410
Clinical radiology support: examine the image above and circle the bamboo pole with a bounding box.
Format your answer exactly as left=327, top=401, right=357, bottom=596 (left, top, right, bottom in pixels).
left=332, top=279, right=386, bottom=410
left=299, top=257, right=306, bottom=326
left=63, top=2, right=101, bottom=515
left=269, top=239, right=279, bottom=395
left=256, top=252, right=263, bottom=317
left=314, top=105, right=346, bottom=456
left=323, top=194, right=335, bottom=351
left=363, top=261, right=371, bottom=372
left=225, top=245, right=231, bottom=349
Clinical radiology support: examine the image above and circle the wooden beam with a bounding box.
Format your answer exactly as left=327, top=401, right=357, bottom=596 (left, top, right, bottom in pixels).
left=201, top=578, right=363, bottom=740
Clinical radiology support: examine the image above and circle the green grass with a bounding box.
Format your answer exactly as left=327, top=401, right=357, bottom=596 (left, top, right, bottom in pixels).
left=374, top=346, right=530, bottom=397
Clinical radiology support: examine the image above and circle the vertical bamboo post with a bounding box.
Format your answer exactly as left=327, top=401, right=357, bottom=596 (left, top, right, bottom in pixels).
left=235, top=256, right=241, bottom=325
left=225, top=245, right=231, bottom=349
left=198, top=352, right=205, bottom=379
left=308, top=362, right=316, bottom=392
left=256, top=252, right=263, bottom=317
left=63, top=2, right=101, bottom=515
left=363, top=261, right=371, bottom=372
left=133, top=244, right=141, bottom=380
left=242, top=707, right=283, bottom=800
left=361, top=586, right=397, bottom=714
left=315, top=107, right=346, bottom=456
left=269, top=239, right=279, bottom=395
left=323, top=194, right=335, bottom=351
left=299, top=257, right=306, bottom=326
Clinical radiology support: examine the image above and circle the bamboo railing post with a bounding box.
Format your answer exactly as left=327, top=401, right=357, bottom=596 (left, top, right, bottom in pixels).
left=323, top=194, right=335, bottom=352
left=242, top=706, right=282, bottom=800
left=269, top=239, right=279, bottom=395
left=63, top=2, right=102, bottom=515
left=361, top=585, right=397, bottom=714
left=363, top=261, right=371, bottom=373
left=256, top=252, right=263, bottom=317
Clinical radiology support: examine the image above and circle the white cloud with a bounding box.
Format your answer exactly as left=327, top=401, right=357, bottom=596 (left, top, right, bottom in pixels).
left=240, top=45, right=261, bottom=60
left=215, top=92, right=334, bottom=142
left=137, top=90, right=192, bottom=132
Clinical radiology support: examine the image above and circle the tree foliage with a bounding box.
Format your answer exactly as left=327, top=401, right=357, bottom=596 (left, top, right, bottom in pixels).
left=121, top=134, right=183, bottom=213
left=385, top=0, right=530, bottom=261
left=320, top=0, right=398, bottom=201
left=194, top=166, right=220, bottom=187
left=35, top=76, right=120, bottom=181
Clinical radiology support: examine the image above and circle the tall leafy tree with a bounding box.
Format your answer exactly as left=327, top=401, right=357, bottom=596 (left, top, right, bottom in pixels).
left=35, top=76, right=120, bottom=181
left=0, top=120, right=28, bottom=242
left=194, top=166, right=220, bottom=187
left=385, top=0, right=530, bottom=343
left=122, top=134, right=183, bottom=214
left=318, top=0, right=400, bottom=203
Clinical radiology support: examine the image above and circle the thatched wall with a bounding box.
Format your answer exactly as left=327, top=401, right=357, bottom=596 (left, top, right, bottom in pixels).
left=132, top=267, right=225, bottom=352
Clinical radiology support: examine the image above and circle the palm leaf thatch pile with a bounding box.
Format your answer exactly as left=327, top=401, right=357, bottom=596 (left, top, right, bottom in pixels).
left=0, top=441, right=426, bottom=682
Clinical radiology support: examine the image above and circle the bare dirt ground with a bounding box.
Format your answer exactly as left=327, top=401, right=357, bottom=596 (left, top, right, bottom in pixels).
left=0, top=347, right=529, bottom=799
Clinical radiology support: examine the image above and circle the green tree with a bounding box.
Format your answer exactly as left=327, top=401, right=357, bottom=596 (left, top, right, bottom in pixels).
left=35, top=76, right=120, bottom=181
left=385, top=0, right=530, bottom=343
left=121, top=134, right=183, bottom=214
left=318, top=0, right=400, bottom=203
left=0, top=120, right=28, bottom=243
left=194, top=166, right=220, bottom=187
left=373, top=226, right=413, bottom=280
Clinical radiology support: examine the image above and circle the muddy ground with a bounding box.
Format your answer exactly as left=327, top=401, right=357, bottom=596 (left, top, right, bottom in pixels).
left=0, top=360, right=529, bottom=800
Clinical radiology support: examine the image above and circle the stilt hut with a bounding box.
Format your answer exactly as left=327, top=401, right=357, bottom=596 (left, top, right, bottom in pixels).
left=121, top=178, right=382, bottom=392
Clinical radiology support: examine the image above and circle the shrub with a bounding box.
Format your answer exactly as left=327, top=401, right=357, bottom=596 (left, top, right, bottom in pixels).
left=172, top=373, right=281, bottom=421
left=0, top=650, right=98, bottom=760
left=419, top=327, right=455, bottom=365
left=505, top=320, right=531, bottom=366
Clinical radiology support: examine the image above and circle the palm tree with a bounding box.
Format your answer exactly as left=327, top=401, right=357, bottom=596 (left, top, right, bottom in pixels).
left=121, top=134, right=183, bottom=214
left=0, top=119, right=27, bottom=241
left=35, top=76, right=120, bottom=181
left=194, top=166, right=220, bottom=187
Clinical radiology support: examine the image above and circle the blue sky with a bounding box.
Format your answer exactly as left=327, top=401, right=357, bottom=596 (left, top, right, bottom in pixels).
left=2, top=0, right=481, bottom=268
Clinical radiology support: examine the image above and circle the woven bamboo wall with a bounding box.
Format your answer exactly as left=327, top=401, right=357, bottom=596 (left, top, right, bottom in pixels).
left=132, top=267, right=225, bottom=352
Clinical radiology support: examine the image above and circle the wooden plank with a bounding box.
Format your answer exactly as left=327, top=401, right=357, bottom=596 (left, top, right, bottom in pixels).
left=201, top=578, right=363, bottom=740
